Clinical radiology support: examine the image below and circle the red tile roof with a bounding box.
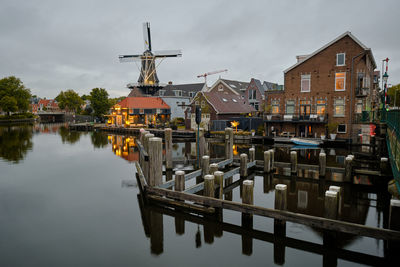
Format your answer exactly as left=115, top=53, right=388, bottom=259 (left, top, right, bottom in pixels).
left=116, top=97, right=170, bottom=109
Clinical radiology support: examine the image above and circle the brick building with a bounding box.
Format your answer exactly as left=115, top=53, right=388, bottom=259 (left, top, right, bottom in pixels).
left=264, top=31, right=376, bottom=139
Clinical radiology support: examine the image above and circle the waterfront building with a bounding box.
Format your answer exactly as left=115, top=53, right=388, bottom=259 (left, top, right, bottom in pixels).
left=244, top=78, right=283, bottom=113
left=30, top=99, right=60, bottom=114
left=108, top=97, right=170, bottom=127
left=264, top=31, right=377, bottom=139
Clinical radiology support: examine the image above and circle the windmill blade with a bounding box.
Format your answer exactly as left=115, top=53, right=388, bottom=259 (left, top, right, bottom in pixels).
left=119, top=55, right=142, bottom=62
left=143, top=22, right=151, bottom=51
left=153, top=50, right=182, bottom=57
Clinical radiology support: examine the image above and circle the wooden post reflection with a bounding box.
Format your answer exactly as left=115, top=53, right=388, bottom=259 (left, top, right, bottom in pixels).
left=149, top=211, right=163, bottom=255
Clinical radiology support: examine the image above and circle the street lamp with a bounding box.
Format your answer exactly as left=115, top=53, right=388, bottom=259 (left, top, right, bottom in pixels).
left=383, top=72, right=389, bottom=84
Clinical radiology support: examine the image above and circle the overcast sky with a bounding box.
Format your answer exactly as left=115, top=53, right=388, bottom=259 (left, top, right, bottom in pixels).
left=1, top=0, right=399, bottom=98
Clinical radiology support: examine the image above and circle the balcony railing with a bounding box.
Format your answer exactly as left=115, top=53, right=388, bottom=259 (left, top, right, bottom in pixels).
left=355, top=87, right=369, bottom=97
left=263, top=113, right=328, bottom=123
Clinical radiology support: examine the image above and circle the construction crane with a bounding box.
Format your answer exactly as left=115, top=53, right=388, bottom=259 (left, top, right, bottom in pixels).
left=197, top=69, right=228, bottom=85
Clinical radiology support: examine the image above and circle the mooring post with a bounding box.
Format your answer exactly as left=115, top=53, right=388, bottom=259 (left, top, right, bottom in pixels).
left=269, top=149, right=275, bottom=170
left=319, top=152, right=326, bottom=177
left=214, top=171, right=224, bottom=199
left=200, top=155, right=210, bottom=182
left=165, top=128, right=173, bottom=170
left=380, top=157, right=389, bottom=175
left=329, top=185, right=342, bottom=217
left=148, top=137, right=163, bottom=187
left=196, top=128, right=205, bottom=167
left=324, top=190, right=338, bottom=220
left=240, top=153, right=248, bottom=178
left=203, top=174, right=215, bottom=198
left=344, top=156, right=353, bottom=182
left=175, top=170, right=185, bottom=192
left=249, top=147, right=255, bottom=162
left=143, top=133, right=155, bottom=181
left=290, top=151, right=297, bottom=174
left=225, top=127, right=234, bottom=160
left=274, top=184, right=287, bottom=265
left=209, top=163, right=218, bottom=176
left=241, top=179, right=254, bottom=255
left=264, top=150, right=271, bottom=173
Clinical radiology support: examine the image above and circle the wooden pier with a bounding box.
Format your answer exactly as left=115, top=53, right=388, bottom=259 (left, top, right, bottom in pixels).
left=134, top=127, right=400, bottom=244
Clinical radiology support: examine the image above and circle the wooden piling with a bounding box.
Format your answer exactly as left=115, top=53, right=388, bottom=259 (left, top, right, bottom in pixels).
left=196, top=128, right=205, bottom=166
left=344, top=156, right=353, bottom=182
left=143, top=133, right=154, bottom=181
left=225, top=127, right=234, bottom=160
left=319, top=152, right=326, bottom=177
left=214, top=171, right=224, bottom=199
left=165, top=128, right=173, bottom=170
left=148, top=137, right=162, bottom=187
left=242, top=180, right=254, bottom=205
left=240, top=153, right=248, bottom=177
left=269, top=149, right=275, bottom=170
left=275, top=184, right=287, bottom=211
left=203, top=175, right=215, bottom=198
left=329, top=185, right=342, bottom=217
left=249, top=147, right=255, bottom=162
left=264, top=150, right=271, bottom=173
left=290, top=151, right=297, bottom=174
left=209, top=163, right=218, bottom=176
left=324, top=190, right=338, bottom=220
left=380, top=157, right=389, bottom=175
left=175, top=170, right=185, bottom=192
left=274, top=184, right=287, bottom=265
left=201, top=155, right=210, bottom=177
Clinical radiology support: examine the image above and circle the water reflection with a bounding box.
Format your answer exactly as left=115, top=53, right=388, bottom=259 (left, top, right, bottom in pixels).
left=0, top=125, right=33, bottom=163
left=91, top=131, right=109, bottom=148
left=59, top=126, right=83, bottom=144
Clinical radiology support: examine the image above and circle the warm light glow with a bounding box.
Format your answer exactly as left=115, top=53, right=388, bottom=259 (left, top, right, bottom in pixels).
left=230, top=121, right=239, bottom=132
left=232, top=145, right=239, bottom=156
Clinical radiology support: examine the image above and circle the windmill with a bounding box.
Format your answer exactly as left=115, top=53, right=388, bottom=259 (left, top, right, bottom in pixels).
left=119, top=22, right=182, bottom=95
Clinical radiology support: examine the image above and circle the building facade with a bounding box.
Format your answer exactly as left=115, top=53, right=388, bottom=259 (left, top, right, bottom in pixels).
left=264, top=32, right=376, bottom=139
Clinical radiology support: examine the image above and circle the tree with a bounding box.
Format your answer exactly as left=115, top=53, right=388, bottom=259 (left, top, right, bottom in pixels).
left=0, top=96, right=18, bottom=115
left=388, top=84, right=400, bottom=107
left=0, top=76, right=31, bottom=113
left=56, top=89, right=83, bottom=113
left=109, top=96, right=126, bottom=107
left=90, top=88, right=110, bottom=118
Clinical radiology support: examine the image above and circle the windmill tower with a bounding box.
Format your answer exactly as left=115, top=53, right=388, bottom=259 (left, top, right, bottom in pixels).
left=119, top=22, right=182, bottom=95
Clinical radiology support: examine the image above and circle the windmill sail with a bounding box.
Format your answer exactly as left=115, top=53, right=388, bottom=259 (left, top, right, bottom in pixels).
left=153, top=50, right=182, bottom=57
left=143, top=22, right=151, bottom=51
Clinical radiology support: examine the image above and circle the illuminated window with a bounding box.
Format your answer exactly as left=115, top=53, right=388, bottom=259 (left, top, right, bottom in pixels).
left=334, top=99, right=345, bottom=116
left=286, top=100, right=295, bottom=114
left=336, top=53, right=345, bottom=66
left=301, top=74, right=311, bottom=92
left=272, top=100, right=279, bottom=114
left=356, top=99, right=363, bottom=114
left=316, top=100, right=326, bottom=115
left=335, top=73, right=346, bottom=91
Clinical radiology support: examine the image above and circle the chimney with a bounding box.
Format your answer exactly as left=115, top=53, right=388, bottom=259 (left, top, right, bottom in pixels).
left=168, top=81, right=173, bottom=85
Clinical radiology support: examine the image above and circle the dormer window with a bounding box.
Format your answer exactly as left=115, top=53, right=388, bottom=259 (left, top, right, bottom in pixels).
left=336, top=53, right=345, bottom=66
left=159, top=90, right=165, bottom=96
left=173, top=90, right=182, bottom=97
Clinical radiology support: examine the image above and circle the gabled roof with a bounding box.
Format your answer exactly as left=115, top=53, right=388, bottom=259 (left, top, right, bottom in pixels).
left=284, top=31, right=377, bottom=73
left=38, top=99, right=58, bottom=108
left=220, top=79, right=249, bottom=94
left=159, top=83, right=205, bottom=97
left=251, top=78, right=264, bottom=93
left=116, top=97, right=170, bottom=109
left=200, top=91, right=255, bottom=114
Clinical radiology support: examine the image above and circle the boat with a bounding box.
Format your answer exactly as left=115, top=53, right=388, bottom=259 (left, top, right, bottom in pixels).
left=290, top=138, right=320, bottom=146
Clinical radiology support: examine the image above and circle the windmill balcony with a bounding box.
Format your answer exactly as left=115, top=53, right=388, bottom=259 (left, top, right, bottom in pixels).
left=263, top=113, right=328, bottom=123
left=356, top=87, right=369, bottom=97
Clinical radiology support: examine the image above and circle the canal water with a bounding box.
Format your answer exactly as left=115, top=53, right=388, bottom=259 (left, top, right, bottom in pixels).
left=0, top=124, right=390, bottom=266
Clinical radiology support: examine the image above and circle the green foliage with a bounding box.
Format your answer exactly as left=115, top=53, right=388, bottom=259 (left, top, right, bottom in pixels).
left=56, top=89, right=83, bottom=113
left=90, top=88, right=110, bottom=118
left=108, top=96, right=125, bottom=107
left=0, top=112, right=35, bottom=120
left=0, top=76, right=31, bottom=113
left=388, top=84, right=400, bottom=107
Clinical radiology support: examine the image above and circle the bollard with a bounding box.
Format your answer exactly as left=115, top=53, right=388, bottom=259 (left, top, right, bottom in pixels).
left=269, top=149, right=275, bottom=170
left=201, top=155, right=210, bottom=177
left=324, top=190, right=338, bottom=220
left=290, top=151, right=297, bottom=174
left=214, top=171, right=224, bottom=199
left=249, top=147, right=255, bottom=162
left=225, top=127, right=234, bottom=160
left=275, top=184, right=287, bottom=211
left=175, top=170, right=185, bottom=192
left=344, top=156, right=353, bottom=182
left=242, top=180, right=254, bottom=205
left=264, top=150, right=271, bottom=173
left=329, top=185, right=342, bottom=217
left=203, top=175, right=215, bottom=198
left=209, top=163, right=218, bottom=176
left=319, top=152, right=326, bottom=177
left=240, top=153, right=248, bottom=177
left=148, top=137, right=163, bottom=187
left=165, top=128, right=173, bottom=170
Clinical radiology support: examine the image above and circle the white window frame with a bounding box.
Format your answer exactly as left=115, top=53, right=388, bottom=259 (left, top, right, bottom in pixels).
left=335, top=72, right=346, bottom=91
left=159, top=90, right=165, bottom=96
left=334, top=98, right=345, bottom=117
left=301, top=74, right=311, bottom=92
left=337, top=124, right=347, bottom=133
left=285, top=100, right=295, bottom=114
left=336, top=53, right=345, bottom=66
